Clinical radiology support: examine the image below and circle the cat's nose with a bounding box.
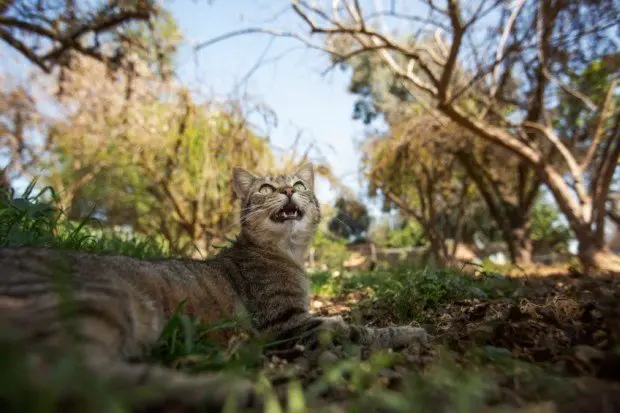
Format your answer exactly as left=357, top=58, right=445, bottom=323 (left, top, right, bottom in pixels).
left=281, top=187, right=295, bottom=198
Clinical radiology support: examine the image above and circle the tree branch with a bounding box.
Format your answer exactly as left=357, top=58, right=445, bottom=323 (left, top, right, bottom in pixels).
left=490, top=0, right=526, bottom=99
left=523, top=121, right=588, bottom=207
left=0, top=27, right=50, bottom=72
left=0, top=2, right=154, bottom=71
left=437, top=0, right=464, bottom=102
left=580, top=79, right=618, bottom=171
left=592, top=113, right=620, bottom=243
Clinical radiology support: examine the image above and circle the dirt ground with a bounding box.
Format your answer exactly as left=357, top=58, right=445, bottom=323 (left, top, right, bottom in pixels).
left=263, top=271, right=620, bottom=413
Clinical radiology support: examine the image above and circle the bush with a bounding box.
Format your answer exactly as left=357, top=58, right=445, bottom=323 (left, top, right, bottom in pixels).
left=372, top=219, right=426, bottom=248
left=311, top=230, right=350, bottom=269
left=531, top=202, right=572, bottom=253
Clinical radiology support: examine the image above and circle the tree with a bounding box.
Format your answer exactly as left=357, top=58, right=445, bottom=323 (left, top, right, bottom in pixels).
left=0, top=0, right=158, bottom=74
left=0, top=77, right=42, bottom=189
left=274, top=0, right=620, bottom=273
left=454, top=144, right=539, bottom=264
left=339, top=43, right=541, bottom=264
left=327, top=196, right=370, bottom=241
left=370, top=217, right=427, bottom=249
left=364, top=111, right=478, bottom=265
left=0, top=0, right=173, bottom=190
left=43, top=56, right=273, bottom=257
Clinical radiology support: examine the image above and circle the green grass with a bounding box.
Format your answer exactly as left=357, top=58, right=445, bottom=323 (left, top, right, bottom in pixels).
left=0, top=182, right=168, bottom=258
left=0, top=184, right=585, bottom=413
left=311, top=266, right=517, bottom=323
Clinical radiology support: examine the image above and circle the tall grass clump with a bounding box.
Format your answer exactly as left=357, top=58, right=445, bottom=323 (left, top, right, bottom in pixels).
left=0, top=182, right=168, bottom=259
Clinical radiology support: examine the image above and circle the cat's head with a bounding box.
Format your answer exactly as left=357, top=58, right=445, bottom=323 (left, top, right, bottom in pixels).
left=233, top=164, right=320, bottom=260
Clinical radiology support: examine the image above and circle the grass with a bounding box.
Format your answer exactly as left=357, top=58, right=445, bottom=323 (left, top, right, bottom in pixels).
left=310, top=266, right=517, bottom=324
left=0, top=182, right=168, bottom=258
left=1, top=184, right=618, bottom=413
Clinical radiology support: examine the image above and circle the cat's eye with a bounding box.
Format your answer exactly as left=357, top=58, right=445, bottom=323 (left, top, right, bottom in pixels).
left=259, top=184, right=275, bottom=195
left=293, top=181, right=306, bottom=191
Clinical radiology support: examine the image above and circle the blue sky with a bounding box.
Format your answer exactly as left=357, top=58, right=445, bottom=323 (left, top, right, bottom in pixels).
left=168, top=0, right=368, bottom=203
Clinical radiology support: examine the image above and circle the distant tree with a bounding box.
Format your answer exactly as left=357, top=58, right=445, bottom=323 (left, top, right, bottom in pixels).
left=282, top=0, right=620, bottom=273
left=387, top=221, right=425, bottom=249
left=327, top=196, right=371, bottom=241
left=0, top=77, right=41, bottom=189
left=364, top=111, right=478, bottom=265
left=531, top=201, right=572, bottom=255
left=0, top=1, right=177, bottom=189
left=44, top=56, right=273, bottom=256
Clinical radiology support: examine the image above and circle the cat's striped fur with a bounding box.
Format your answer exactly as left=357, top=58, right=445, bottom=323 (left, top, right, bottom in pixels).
left=0, top=164, right=427, bottom=411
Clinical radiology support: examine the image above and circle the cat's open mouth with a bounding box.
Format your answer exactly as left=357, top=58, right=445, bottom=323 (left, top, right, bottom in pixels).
left=271, top=202, right=304, bottom=223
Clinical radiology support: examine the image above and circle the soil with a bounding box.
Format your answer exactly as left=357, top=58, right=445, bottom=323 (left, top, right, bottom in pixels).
left=263, top=272, right=620, bottom=413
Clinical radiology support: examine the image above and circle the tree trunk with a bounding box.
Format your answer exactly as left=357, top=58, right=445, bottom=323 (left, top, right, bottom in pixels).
left=425, top=236, right=447, bottom=267
left=544, top=164, right=620, bottom=275
left=0, top=168, right=10, bottom=201
left=442, top=105, right=620, bottom=273
left=455, top=150, right=536, bottom=266
left=506, top=226, right=533, bottom=265
left=579, top=244, right=620, bottom=275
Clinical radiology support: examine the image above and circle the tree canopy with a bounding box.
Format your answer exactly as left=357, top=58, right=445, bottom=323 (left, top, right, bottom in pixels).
left=284, top=0, right=620, bottom=272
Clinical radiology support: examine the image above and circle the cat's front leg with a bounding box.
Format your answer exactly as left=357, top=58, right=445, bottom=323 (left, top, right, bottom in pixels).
left=314, top=315, right=429, bottom=350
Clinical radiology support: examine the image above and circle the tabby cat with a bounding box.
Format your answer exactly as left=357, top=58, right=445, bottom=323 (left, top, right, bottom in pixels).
left=0, top=164, right=427, bottom=410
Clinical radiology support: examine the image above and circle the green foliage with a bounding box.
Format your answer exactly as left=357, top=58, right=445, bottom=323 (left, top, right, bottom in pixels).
left=0, top=182, right=168, bottom=259
left=531, top=202, right=572, bottom=253
left=384, top=220, right=426, bottom=248
left=327, top=196, right=371, bottom=241
left=310, top=266, right=515, bottom=323
left=311, top=230, right=350, bottom=269
left=146, top=300, right=263, bottom=375
left=369, top=216, right=427, bottom=248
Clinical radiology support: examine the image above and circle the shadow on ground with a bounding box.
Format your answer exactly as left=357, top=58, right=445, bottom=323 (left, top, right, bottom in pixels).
left=298, top=271, right=620, bottom=413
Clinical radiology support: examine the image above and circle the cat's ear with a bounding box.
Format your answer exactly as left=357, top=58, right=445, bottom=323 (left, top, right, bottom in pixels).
left=233, top=167, right=256, bottom=199
left=295, top=163, right=314, bottom=189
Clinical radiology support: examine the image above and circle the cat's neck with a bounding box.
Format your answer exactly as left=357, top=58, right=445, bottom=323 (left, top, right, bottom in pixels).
left=235, top=230, right=311, bottom=267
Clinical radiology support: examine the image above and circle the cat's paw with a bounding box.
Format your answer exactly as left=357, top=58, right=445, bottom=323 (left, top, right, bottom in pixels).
left=300, top=316, right=347, bottom=347
left=390, top=325, right=430, bottom=349
left=403, top=325, right=430, bottom=344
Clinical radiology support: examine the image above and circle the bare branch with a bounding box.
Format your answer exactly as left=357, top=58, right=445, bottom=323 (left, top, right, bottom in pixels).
left=364, top=10, right=449, bottom=31
left=437, top=0, right=464, bottom=102
left=0, top=27, right=50, bottom=72
left=0, top=2, right=154, bottom=71
left=193, top=26, right=341, bottom=57
left=490, top=0, right=526, bottom=99
left=542, top=67, right=598, bottom=112
left=523, top=121, right=588, bottom=206
left=580, top=79, right=618, bottom=171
